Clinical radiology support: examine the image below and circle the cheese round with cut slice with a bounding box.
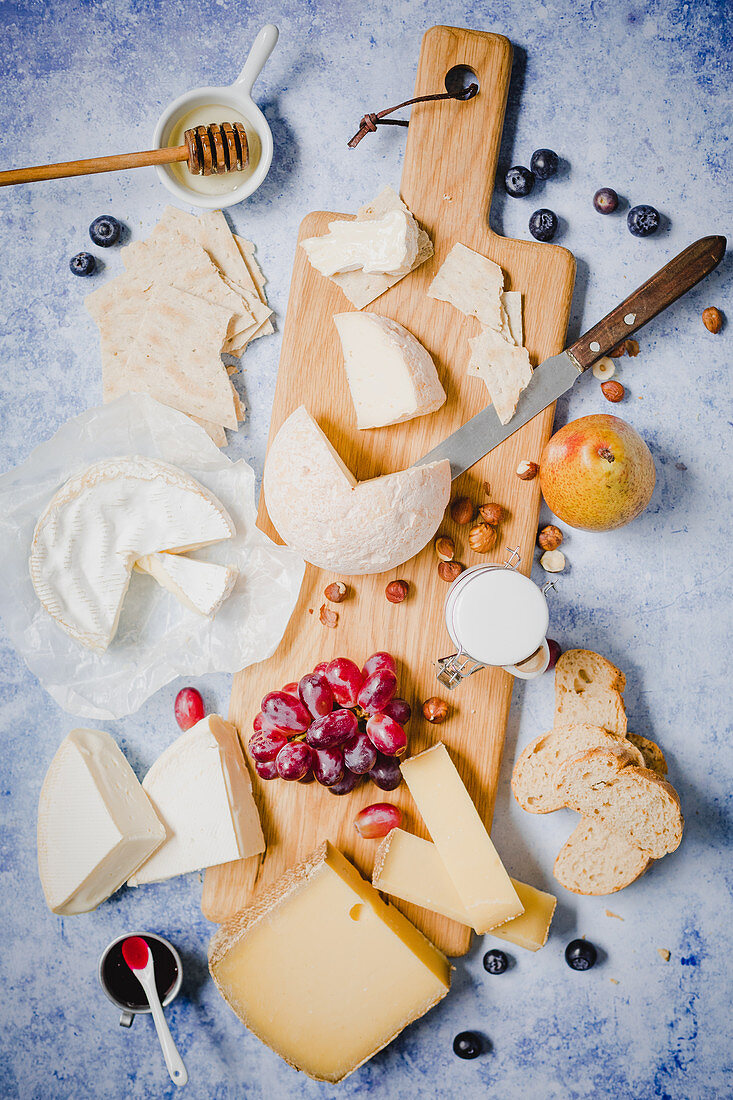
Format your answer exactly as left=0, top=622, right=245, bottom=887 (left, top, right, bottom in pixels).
left=30, top=456, right=235, bottom=650
left=334, top=313, right=446, bottom=430
left=263, top=406, right=451, bottom=575
left=134, top=552, right=237, bottom=617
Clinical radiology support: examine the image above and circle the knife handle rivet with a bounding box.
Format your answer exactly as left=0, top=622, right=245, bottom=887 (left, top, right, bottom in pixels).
left=624, top=313, right=636, bottom=325
left=589, top=341, right=601, bottom=353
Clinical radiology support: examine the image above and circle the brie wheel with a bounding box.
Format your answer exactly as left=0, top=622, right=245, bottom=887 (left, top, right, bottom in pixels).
left=30, top=456, right=235, bottom=650
left=264, top=406, right=451, bottom=575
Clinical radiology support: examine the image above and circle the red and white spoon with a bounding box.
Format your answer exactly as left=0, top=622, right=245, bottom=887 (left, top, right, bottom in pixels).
left=121, top=936, right=188, bottom=1087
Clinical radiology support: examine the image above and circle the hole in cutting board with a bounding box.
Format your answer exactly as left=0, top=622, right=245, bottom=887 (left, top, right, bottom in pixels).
left=445, top=65, right=480, bottom=100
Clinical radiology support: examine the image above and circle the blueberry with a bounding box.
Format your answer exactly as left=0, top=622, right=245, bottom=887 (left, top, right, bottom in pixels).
left=627, top=204, right=660, bottom=237
left=69, top=252, right=96, bottom=277
left=504, top=166, right=535, bottom=198
left=593, top=187, right=619, bottom=215
left=89, top=215, right=121, bottom=247
left=565, top=939, right=598, bottom=971
left=530, top=148, right=559, bottom=180
left=529, top=208, right=558, bottom=242
left=483, top=949, right=509, bottom=974
left=453, top=1031, right=483, bottom=1059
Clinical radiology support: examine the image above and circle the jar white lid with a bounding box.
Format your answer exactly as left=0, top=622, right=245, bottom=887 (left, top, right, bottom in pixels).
left=450, top=567, right=549, bottom=666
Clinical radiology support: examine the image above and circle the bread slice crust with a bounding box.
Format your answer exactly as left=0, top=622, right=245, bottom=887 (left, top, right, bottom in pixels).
left=554, top=817, right=652, bottom=895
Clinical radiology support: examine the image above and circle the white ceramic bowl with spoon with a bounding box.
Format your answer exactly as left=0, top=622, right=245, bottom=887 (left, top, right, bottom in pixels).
left=153, top=24, right=278, bottom=209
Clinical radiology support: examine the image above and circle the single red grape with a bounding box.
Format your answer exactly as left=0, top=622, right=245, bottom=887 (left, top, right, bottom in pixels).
left=343, top=731, right=378, bottom=775
left=354, top=802, right=402, bottom=839
left=546, top=639, right=562, bottom=671
left=261, top=690, right=311, bottom=732
left=366, top=713, right=407, bottom=756
left=312, top=661, right=329, bottom=675
left=306, top=708, right=358, bottom=748
left=275, top=741, right=313, bottom=781
left=357, top=669, right=397, bottom=713
left=299, top=672, right=334, bottom=719
left=362, top=651, right=397, bottom=678
left=281, top=681, right=299, bottom=695
left=248, top=729, right=289, bottom=762
left=328, top=770, right=364, bottom=796
left=325, top=657, right=365, bottom=707
left=383, top=698, right=411, bottom=725
left=254, top=758, right=278, bottom=780
left=312, top=746, right=345, bottom=787
left=174, top=687, right=205, bottom=731
left=369, top=753, right=403, bottom=791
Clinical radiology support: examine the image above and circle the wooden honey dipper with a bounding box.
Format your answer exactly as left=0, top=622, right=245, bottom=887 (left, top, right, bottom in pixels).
left=0, top=122, right=249, bottom=188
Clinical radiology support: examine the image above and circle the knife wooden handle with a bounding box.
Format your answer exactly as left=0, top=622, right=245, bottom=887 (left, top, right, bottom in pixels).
left=569, top=234, right=726, bottom=372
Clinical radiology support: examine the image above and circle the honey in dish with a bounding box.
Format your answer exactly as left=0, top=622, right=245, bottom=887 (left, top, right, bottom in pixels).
left=168, top=103, right=260, bottom=195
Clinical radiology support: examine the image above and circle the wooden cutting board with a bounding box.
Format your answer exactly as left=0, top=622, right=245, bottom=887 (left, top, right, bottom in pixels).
left=203, top=25, right=575, bottom=955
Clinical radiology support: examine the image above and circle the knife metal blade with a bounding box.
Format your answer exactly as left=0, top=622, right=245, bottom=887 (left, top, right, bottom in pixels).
left=414, top=351, right=581, bottom=479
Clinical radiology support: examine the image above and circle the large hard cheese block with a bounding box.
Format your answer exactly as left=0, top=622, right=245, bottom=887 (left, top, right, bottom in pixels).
left=333, top=312, right=446, bottom=430
left=30, top=456, right=235, bottom=650
left=373, top=829, right=556, bottom=952
left=400, top=743, right=523, bottom=933
left=129, top=715, right=263, bottom=886
left=208, top=841, right=450, bottom=1082
left=263, top=405, right=450, bottom=575
left=37, top=728, right=164, bottom=915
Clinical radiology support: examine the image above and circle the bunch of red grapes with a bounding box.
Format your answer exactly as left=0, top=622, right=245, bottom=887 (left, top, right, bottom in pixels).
left=248, top=652, right=410, bottom=794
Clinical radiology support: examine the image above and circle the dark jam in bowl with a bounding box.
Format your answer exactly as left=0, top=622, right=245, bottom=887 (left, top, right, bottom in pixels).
left=101, top=936, right=178, bottom=1010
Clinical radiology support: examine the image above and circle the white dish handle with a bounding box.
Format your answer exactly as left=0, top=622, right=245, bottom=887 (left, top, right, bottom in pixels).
left=234, top=24, right=279, bottom=95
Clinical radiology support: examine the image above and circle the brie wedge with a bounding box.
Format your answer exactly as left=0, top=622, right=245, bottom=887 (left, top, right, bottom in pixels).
left=333, top=313, right=446, bottom=429
left=129, top=715, right=264, bottom=885
left=301, top=210, right=419, bottom=277
left=134, top=552, right=237, bottom=617
left=37, top=728, right=165, bottom=915
left=264, top=406, right=451, bottom=575
left=30, top=456, right=235, bottom=650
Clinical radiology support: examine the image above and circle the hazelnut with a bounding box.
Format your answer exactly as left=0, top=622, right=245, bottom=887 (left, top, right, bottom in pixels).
left=385, top=579, right=409, bottom=604
left=468, top=522, right=497, bottom=553
left=609, top=342, right=627, bottom=358
left=422, top=697, right=450, bottom=724
left=478, top=502, right=504, bottom=526
left=434, top=535, right=455, bottom=562
left=438, top=560, right=464, bottom=583
left=319, top=603, right=339, bottom=628
left=538, top=524, right=563, bottom=551
left=517, top=459, right=539, bottom=481
left=450, top=496, right=474, bottom=525
left=540, top=549, right=566, bottom=573
left=323, top=581, right=347, bottom=603
left=625, top=338, right=640, bottom=357
left=601, top=380, right=625, bottom=402
left=702, top=306, right=723, bottom=334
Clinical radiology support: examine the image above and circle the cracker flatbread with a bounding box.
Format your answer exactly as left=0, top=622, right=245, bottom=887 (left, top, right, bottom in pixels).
left=428, top=242, right=504, bottom=329
left=468, top=328, right=532, bottom=424
left=468, top=291, right=524, bottom=376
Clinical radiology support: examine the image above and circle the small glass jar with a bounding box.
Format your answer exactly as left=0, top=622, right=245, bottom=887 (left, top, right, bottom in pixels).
left=437, top=556, right=551, bottom=689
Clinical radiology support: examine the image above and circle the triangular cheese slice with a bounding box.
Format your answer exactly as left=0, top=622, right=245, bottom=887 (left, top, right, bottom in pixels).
left=134, top=552, right=237, bottom=617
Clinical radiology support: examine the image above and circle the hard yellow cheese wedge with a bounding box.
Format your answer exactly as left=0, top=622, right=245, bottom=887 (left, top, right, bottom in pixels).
left=373, top=829, right=556, bottom=951
left=400, top=742, right=523, bottom=933
left=208, top=841, right=450, bottom=1083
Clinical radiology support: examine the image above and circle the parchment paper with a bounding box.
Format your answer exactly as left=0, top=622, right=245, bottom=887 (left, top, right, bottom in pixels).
left=0, top=394, right=305, bottom=719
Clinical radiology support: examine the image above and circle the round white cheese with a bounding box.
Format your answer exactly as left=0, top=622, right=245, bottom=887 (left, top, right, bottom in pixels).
left=264, top=406, right=451, bottom=575
left=30, top=456, right=235, bottom=650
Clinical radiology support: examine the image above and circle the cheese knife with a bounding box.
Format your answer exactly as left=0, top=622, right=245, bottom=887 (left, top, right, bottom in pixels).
left=415, top=235, right=726, bottom=478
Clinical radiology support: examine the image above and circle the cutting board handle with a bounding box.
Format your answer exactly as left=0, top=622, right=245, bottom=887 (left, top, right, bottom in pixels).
left=401, top=27, right=513, bottom=238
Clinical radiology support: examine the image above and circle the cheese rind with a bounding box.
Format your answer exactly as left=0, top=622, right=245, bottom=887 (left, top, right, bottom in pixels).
left=30, top=456, right=235, bottom=650
left=374, top=830, right=556, bottom=950
left=209, top=841, right=450, bottom=1082
left=134, top=552, right=237, bottom=617
left=334, top=312, right=446, bottom=429
left=400, top=743, right=523, bottom=933
left=264, top=406, right=451, bottom=575
left=129, top=715, right=264, bottom=885
left=302, top=209, right=419, bottom=277
left=37, top=729, right=164, bottom=915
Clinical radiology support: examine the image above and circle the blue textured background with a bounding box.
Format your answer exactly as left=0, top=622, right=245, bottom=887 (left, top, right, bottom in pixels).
left=0, top=2, right=731, bottom=1097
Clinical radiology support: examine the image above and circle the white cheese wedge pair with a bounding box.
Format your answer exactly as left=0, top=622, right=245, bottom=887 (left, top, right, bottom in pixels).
left=264, top=406, right=450, bottom=575
left=334, top=313, right=446, bottom=430
left=29, top=456, right=236, bottom=650
left=37, top=717, right=264, bottom=915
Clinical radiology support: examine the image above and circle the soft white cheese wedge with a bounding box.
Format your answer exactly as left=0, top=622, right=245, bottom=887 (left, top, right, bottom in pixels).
left=37, top=729, right=165, bottom=915
left=263, top=406, right=451, bottom=575
left=134, top=552, right=237, bottom=617
left=128, top=715, right=264, bottom=886
left=333, top=313, right=446, bottom=430
left=301, top=210, right=418, bottom=277
left=29, top=456, right=235, bottom=651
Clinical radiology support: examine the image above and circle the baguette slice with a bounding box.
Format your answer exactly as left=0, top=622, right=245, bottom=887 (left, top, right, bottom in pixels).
left=554, top=649, right=627, bottom=735
left=556, top=748, right=683, bottom=858
left=512, top=724, right=643, bottom=814
left=626, top=733, right=668, bottom=776
left=553, top=818, right=652, bottom=895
